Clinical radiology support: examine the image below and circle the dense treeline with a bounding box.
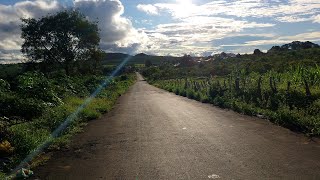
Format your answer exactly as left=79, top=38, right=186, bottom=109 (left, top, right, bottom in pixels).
left=143, top=47, right=320, bottom=80
left=143, top=42, right=320, bottom=136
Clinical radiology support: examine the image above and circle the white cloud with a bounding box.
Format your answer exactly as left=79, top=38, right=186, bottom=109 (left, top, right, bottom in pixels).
left=0, top=0, right=148, bottom=63
left=141, top=16, right=275, bottom=56
left=0, top=50, right=25, bottom=64
left=1, top=0, right=320, bottom=61
left=137, top=4, right=158, bottom=15
left=134, top=0, right=320, bottom=56
left=13, top=0, right=62, bottom=18
left=312, top=14, right=320, bottom=23
left=223, top=31, right=320, bottom=47
left=139, top=0, right=320, bottom=23
left=276, top=16, right=312, bottom=23
left=0, top=0, right=62, bottom=63
left=75, top=0, right=143, bottom=46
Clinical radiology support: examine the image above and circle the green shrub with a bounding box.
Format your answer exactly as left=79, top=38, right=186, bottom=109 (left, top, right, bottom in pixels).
left=179, top=89, right=187, bottom=97
left=174, top=88, right=180, bottom=95
left=300, top=116, right=320, bottom=135
left=186, top=89, right=195, bottom=99
left=309, top=99, right=320, bottom=115
left=0, top=70, right=136, bottom=174
left=34, top=106, right=71, bottom=132
left=165, top=86, right=173, bottom=92
left=194, top=92, right=201, bottom=101
left=81, top=108, right=101, bottom=120
left=9, top=123, right=50, bottom=158
left=213, top=96, right=226, bottom=108
left=0, top=93, right=46, bottom=120
left=240, top=103, right=257, bottom=116
left=120, top=75, right=128, bottom=81
left=274, top=107, right=303, bottom=131
left=0, top=79, right=10, bottom=92
left=17, top=72, right=61, bottom=105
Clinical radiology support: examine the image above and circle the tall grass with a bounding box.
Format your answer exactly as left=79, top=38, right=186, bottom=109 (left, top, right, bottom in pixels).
left=0, top=74, right=136, bottom=174
left=152, top=66, right=320, bottom=136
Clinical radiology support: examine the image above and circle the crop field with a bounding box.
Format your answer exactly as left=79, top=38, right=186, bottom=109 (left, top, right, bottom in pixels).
left=152, top=66, right=320, bottom=136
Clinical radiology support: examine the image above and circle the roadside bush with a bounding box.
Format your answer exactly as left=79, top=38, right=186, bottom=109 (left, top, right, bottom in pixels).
left=1, top=73, right=136, bottom=174
left=179, top=89, right=187, bottom=97
left=194, top=92, right=201, bottom=101
left=15, top=98, right=47, bottom=120
left=0, top=79, right=10, bottom=92
left=149, top=65, right=320, bottom=136
left=274, top=107, right=303, bottom=131
left=0, top=93, right=46, bottom=120
left=308, top=99, right=320, bottom=115
left=213, top=96, right=226, bottom=108
left=9, top=123, right=50, bottom=158
left=174, top=88, right=180, bottom=95
left=16, top=72, right=61, bottom=105
left=300, top=116, right=320, bottom=135
left=34, top=105, right=71, bottom=132
left=186, top=89, right=195, bottom=99
left=120, top=75, right=128, bottom=81
left=81, top=108, right=101, bottom=120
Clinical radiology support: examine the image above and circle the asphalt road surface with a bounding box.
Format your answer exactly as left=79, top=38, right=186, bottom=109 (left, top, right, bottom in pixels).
left=33, top=73, right=320, bottom=179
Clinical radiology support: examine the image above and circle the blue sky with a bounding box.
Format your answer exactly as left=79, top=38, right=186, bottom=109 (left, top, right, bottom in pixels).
left=0, top=0, right=320, bottom=63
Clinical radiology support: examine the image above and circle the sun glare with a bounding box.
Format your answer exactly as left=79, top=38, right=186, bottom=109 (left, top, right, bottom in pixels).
left=176, top=0, right=192, bottom=4
left=174, top=0, right=196, bottom=18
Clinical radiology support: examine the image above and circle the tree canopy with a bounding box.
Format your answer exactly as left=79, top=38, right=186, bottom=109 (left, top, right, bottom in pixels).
left=21, top=10, right=101, bottom=75
left=253, top=49, right=263, bottom=55
left=268, top=41, right=320, bottom=53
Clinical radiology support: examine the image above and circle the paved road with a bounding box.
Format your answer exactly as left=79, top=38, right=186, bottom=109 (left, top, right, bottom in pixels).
left=34, top=73, right=320, bottom=179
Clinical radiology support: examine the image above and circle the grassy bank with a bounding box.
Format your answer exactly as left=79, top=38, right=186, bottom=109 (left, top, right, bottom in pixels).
left=0, top=72, right=135, bottom=177
left=149, top=66, right=320, bottom=136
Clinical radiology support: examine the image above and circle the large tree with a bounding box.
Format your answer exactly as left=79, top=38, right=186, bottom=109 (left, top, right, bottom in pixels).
left=21, top=10, right=101, bottom=75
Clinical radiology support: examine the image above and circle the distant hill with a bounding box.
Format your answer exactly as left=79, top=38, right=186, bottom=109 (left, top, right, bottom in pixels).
left=207, top=41, right=320, bottom=75
left=98, top=41, right=320, bottom=67
left=102, top=53, right=180, bottom=65
left=141, top=41, right=320, bottom=80
left=268, top=41, right=319, bottom=53
left=134, top=53, right=148, bottom=57
left=105, top=53, right=130, bottom=59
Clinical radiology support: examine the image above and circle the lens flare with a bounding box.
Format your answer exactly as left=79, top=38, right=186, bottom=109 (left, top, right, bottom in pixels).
left=8, top=56, right=132, bottom=178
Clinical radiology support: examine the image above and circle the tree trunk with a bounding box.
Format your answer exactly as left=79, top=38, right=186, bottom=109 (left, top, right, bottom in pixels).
left=235, top=77, right=240, bottom=92
left=304, top=79, right=311, bottom=97
left=269, top=77, right=277, bottom=94
left=286, top=81, right=293, bottom=109
left=257, top=76, right=262, bottom=100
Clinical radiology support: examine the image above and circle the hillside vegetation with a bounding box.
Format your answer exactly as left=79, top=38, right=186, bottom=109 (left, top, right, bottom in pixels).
left=0, top=10, right=136, bottom=178
left=101, top=53, right=180, bottom=66
left=143, top=41, right=320, bottom=136
left=0, top=71, right=135, bottom=175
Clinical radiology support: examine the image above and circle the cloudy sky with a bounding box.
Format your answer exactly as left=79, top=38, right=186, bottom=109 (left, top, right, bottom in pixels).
left=0, top=0, right=320, bottom=63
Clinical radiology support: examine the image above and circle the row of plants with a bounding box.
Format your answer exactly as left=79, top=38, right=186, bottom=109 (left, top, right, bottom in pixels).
left=0, top=71, right=136, bottom=176
left=150, top=66, right=320, bottom=136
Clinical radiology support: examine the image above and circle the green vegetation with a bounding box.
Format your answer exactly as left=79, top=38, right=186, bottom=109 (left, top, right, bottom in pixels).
left=101, top=53, right=180, bottom=66
left=143, top=42, right=320, bottom=136
left=0, top=72, right=135, bottom=173
left=0, top=9, right=137, bottom=177
left=0, top=64, right=23, bottom=80
left=21, top=10, right=103, bottom=76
